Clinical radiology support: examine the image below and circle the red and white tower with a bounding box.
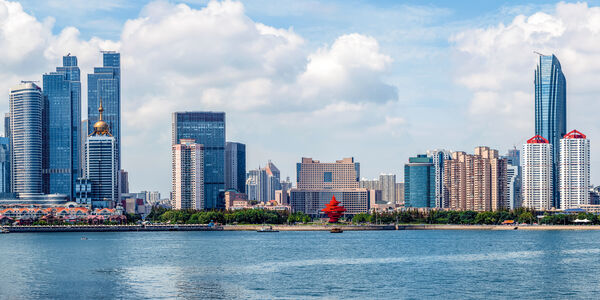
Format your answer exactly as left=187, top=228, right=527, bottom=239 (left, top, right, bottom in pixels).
left=559, top=130, right=590, bottom=210
left=522, top=135, right=553, bottom=210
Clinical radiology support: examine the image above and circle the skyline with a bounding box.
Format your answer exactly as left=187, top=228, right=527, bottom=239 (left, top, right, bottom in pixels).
left=2, top=0, right=600, bottom=196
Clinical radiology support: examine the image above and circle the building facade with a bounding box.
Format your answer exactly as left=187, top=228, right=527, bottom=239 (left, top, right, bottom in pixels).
left=379, top=174, right=396, bottom=204
left=86, top=101, right=118, bottom=208
left=427, top=149, right=451, bottom=208
left=88, top=51, right=121, bottom=180
left=172, top=112, right=225, bottom=209
left=521, top=136, right=553, bottom=210
left=404, top=155, right=435, bottom=208
left=225, top=142, right=246, bottom=193
left=443, top=147, right=508, bottom=211
left=172, top=139, right=204, bottom=210
left=291, top=157, right=367, bottom=216
left=10, top=82, right=43, bottom=196
left=0, top=137, right=9, bottom=194
left=42, top=55, right=81, bottom=200
left=559, top=130, right=590, bottom=210
left=535, top=54, right=566, bottom=208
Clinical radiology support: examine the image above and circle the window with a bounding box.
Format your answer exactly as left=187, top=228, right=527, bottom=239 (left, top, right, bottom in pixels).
left=324, top=172, right=332, bottom=183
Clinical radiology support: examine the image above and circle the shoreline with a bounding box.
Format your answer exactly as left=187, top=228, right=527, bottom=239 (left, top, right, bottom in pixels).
left=4, top=224, right=600, bottom=232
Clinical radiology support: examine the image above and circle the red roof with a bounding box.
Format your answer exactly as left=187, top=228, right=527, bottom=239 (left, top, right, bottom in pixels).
left=564, top=129, right=586, bottom=139
left=527, top=135, right=549, bottom=144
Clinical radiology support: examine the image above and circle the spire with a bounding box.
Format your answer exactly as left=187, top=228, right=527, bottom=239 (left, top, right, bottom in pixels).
left=98, top=97, right=104, bottom=121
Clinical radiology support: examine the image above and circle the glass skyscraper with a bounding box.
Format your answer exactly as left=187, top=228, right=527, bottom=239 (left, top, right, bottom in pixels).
left=88, top=51, right=120, bottom=174
left=535, top=54, right=566, bottom=207
left=0, top=137, right=9, bottom=193
left=404, top=154, right=435, bottom=208
left=10, top=82, right=43, bottom=196
left=172, top=112, right=225, bottom=209
left=42, top=55, right=81, bottom=199
left=225, top=142, right=246, bottom=193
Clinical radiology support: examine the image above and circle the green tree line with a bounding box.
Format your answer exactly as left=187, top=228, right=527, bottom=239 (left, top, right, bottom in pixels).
left=148, top=207, right=312, bottom=224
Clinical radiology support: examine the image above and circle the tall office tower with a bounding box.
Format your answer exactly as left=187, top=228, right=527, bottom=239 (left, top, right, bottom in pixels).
left=86, top=101, right=118, bottom=208
left=42, top=55, right=81, bottom=199
left=265, top=160, right=281, bottom=201
left=225, top=142, right=246, bottom=192
left=147, top=191, right=161, bottom=204
left=522, top=136, right=553, bottom=210
left=559, top=130, right=590, bottom=210
left=535, top=54, right=566, bottom=208
left=404, top=155, right=435, bottom=208
left=3, top=113, right=9, bottom=139
left=172, top=112, right=225, bottom=209
left=291, top=157, right=368, bottom=216
left=0, top=137, right=9, bottom=193
left=427, top=149, right=451, bottom=208
left=443, top=147, right=508, bottom=211
left=246, top=168, right=268, bottom=202
left=10, top=82, right=43, bottom=196
left=379, top=174, right=396, bottom=204
left=119, top=169, right=129, bottom=194
left=280, top=176, right=293, bottom=191
left=172, top=139, right=204, bottom=210
left=80, top=119, right=88, bottom=176
left=506, top=147, right=520, bottom=166
left=88, top=51, right=121, bottom=180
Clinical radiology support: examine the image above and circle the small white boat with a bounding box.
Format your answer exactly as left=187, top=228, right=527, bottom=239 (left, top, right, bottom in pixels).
left=257, top=225, right=278, bottom=233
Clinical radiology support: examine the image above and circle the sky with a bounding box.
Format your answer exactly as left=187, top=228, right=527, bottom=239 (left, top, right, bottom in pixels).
left=3, top=0, right=600, bottom=197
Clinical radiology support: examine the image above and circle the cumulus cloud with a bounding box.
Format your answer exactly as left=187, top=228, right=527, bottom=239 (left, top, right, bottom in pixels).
left=0, top=0, right=401, bottom=193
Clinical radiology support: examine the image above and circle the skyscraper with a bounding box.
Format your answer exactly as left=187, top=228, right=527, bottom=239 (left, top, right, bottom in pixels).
left=265, top=161, right=281, bottom=201
left=42, top=54, right=81, bottom=199
left=559, top=130, right=590, bottom=210
left=172, top=139, right=204, bottom=210
left=427, top=149, right=451, bottom=208
left=0, top=137, right=9, bottom=193
left=88, top=51, right=120, bottom=177
left=404, top=155, right=435, bottom=208
left=535, top=54, right=566, bottom=207
left=225, top=142, right=246, bottom=193
left=246, top=168, right=267, bottom=202
left=80, top=119, right=88, bottom=177
left=522, top=135, right=553, bottom=210
left=86, top=101, right=118, bottom=208
left=172, top=112, right=225, bottom=209
left=10, top=82, right=43, bottom=196
left=379, top=174, right=396, bottom=204
left=504, top=147, right=521, bottom=210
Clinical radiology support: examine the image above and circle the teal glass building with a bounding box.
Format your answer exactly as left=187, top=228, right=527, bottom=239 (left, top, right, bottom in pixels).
left=535, top=54, right=566, bottom=207
left=42, top=55, right=81, bottom=199
left=404, top=154, right=435, bottom=208
left=172, top=112, right=225, bottom=209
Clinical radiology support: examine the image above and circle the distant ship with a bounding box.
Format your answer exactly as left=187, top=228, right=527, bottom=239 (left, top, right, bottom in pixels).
left=257, top=225, right=278, bottom=233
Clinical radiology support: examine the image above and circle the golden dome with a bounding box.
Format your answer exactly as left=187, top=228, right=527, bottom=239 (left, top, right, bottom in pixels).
left=94, top=120, right=109, bottom=134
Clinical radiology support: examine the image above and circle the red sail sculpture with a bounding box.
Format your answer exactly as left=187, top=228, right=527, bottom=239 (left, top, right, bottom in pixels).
left=321, top=195, right=346, bottom=223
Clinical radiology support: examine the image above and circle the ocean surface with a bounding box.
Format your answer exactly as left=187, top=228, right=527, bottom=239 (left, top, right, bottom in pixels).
left=1, top=230, right=600, bottom=299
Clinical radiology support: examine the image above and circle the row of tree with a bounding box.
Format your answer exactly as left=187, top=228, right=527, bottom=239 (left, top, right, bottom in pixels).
left=148, top=207, right=312, bottom=224
left=147, top=206, right=600, bottom=225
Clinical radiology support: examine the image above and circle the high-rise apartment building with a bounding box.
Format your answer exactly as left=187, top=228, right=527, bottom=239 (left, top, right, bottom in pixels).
left=88, top=51, right=121, bottom=178
left=427, top=149, right=451, bottom=208
left=246, top=168, right=267, bottom=202
left=10, top=82, right=43, bottom=197
left=559, top=130, right=590, bottom=210
left=172, top=139, right=204, bottom=210
left=522, top=136, right=553, bottom=210
left=404, top=155, right=435, bottom=208
left=172, top=112, right=225, bottom=209
left=504, top=147, right=521, bottom=209
left=265, top=161, right=281, bottom=201
left=225, top=142, right=246, bottom=193
left=379, top=174, right=396, bottom=204
left=395, top=183, right=404, bottom=205
left=443, top=147, right=508, bottom=211
left=291, top=157, right=367, bottom=216
left=535, top=54, right=566, bottom=208
left=86, top=101, right=118, bottom=208
left=119, top=169, right=129, bottom=194
left=42, top=55, right=81, bottom=200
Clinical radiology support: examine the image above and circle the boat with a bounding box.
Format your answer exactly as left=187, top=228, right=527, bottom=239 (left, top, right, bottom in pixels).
left=330, top=227, right=343, bottom=233
left=81, top=237, right=88, bottom=240
left=257, top=225, right=278, bottom=232
left=0, top=228, right=8, bottom=234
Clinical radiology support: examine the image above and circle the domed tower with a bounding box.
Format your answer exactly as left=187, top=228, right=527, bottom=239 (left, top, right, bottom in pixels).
left=86, top=98, right=117, bottom=209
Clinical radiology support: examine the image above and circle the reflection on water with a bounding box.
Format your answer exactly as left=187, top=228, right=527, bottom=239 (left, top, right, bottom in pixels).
left=2, top=230, right=600, bottom=299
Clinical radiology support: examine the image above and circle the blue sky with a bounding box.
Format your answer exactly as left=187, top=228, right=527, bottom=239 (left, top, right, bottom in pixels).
left=5, top=0, right=600, bottom=196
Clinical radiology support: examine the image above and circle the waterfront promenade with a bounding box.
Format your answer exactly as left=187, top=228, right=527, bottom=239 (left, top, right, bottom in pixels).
left=5, top=224, right=600, bottom=232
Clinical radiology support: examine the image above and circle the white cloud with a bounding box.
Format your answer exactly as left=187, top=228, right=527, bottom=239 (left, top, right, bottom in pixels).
left=0, top=0, right=401, bottom=194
